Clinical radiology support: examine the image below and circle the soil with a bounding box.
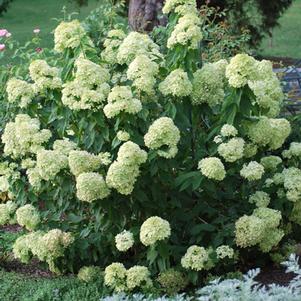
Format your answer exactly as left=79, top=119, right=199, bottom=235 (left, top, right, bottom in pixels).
left=0, top=224, right=23, bottom=233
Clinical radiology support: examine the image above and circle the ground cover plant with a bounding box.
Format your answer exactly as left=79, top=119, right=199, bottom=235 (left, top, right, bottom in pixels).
left=1, top=0, right=301, bottom=297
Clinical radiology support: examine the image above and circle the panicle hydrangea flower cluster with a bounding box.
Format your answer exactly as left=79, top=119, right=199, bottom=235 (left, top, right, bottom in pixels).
left=106, top=141, right=147, bottom=195
left=13, top=229, right=73, bottom=273
left=157, top=269, right=188, bottom=295
left=191, top=61, right=227, bottom=107
left=0, top=201, right=17, bottom=225
left=29, top=60, right=62, bottom=93
left=247, top=117, right=291, bottom=150
left=249, top=191, right=270, bottom=208
left=62, top=57, right=110, bottom=110
left=217, top=138, right=245, bottom=163
left=159, top=69, right=192, bottom=98
left=181, top=245, right=209, bottom=271
left=240, top=161, right=264, bottom=181
left=1, top=114, right=51, bottom=159
left=235, top=208, right=283, bottom=252
left=77, top=266, right=101, bottom=282
left=103, top=86, right=142, bottom=119
left=167, top=13, right=202, bottom=50
left=282, top=142, right=301, bottom=159
left=127, top=55, right=159, bottom=94
left=140, top=216, right=171, bottom=246
left=16, top=204, right=40, bottom=231
left=198, top=157, right=225, bottom=181
left=115, top=230, right=134, bottom=252
left=68, top=150, right=104, bottom=176
left=117, top=32, right=162, bottom=65
left=216, top=245, right=235, bottom=259
left=260, top=155, right=282, bottom=171
left=6, top=78, right=35, bottom=108
left=76, top=172, right=110, bottom=202
left=54, top=20, right=93, bottom=53
left=144, top=117, right=180, bottom=159
left=101, top=29, right=126, bottom=64
left=116, top=130, right=130, bottom=142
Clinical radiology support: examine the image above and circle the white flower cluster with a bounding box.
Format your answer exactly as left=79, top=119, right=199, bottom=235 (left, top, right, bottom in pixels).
left=101, top=29, right=126, bottom=64
left=240, top=161, right=265, bottom=181
left=115, top=230, right=134, bottom=252
left=191, top=60, right=228, bottom=107
left=104, top=263, right=152, bottom=292
left=249, top=191, right=270, bottom=208
left=62, top=57, right=110, bottom=111
left=144, top=117, right=180, bottom=158
left=282, top=142, right=301, bottom=159
left=29, top=60, right=62, bottom=93
left=117, top=32, right=162, bottom=65
left=2, top=114, right=51, bottom=159
left=6, top=78, right=35, bottom=108
left=103, top=86, right=142, bottom=119
left=116, top=130, right=130, bottom=142
left=127, top=55, right=159, bottom=95
left=198, top=157, right=225, bottom=181
left=140, top=216, right=171, bottom=246
left=181, top=245, right=210, bottom=271
left=54, top=20, right=93, bottom=53
left=216, top=245, right=235, bottom=259
left=16, top=204, right=40, bottom=231
left=0, top=201, right=17, bottom=225
left=218, top=138, right=245, bottom=162
left=106, top=141, right=147, bottom=195
left=159, top=69, right=192, bottom=98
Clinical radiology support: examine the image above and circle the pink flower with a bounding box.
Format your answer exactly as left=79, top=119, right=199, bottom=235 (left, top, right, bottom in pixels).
left=33, top=28, right=40, bottom=34
left=35, top=47, right=43, bottom=53
left=0, top=44, right=6, bottom=51
left=0, top=29, right=8, bottom=37
left=5, top=32, right=11, bottom=38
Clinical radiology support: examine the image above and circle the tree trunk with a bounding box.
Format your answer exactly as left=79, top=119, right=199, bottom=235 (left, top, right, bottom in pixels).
left=128, top=0, right=167, bottom=31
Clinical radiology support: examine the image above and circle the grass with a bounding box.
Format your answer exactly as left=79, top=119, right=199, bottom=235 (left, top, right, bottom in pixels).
left=258, top=0, right=301, bottom=59
left=0, top=0, right=100, bottom=50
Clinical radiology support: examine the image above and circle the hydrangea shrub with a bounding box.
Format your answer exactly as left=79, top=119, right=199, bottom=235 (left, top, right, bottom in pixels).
left=0, top=0, right=301, bottom=293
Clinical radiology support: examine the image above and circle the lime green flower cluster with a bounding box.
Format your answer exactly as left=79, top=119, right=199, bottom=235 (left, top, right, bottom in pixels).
left=282, top=167, right=301, bottom=203
left=0, top=161, right=20, bottom=194
left=68, top=150, right=104, bottom=176
left=2, top=114, right=51, bottom=159
left=117, top=130, right=130, bottom=142
left=198, top=157, right=226, bottom=181
left=240, top=161, right=264, bottom=181
left=0, top=201, right=17, bottom=225
left=191, top=61, right=227, bottom=107
left=127, top=55, right=159, bottom=94
left=6, top=78, right=35, bottom=108
left=102, top=29, right=126, bottom=64
left=54, top=20, right=93, bottom=53
left=106, top=141, right=147, bottom=195
left=16, top=204, right=40, bottom=231
left=218, top=138, right=245, bottom=163
left=216, top=245, right=235, bottom=259
left=220, top=124, right=238, bottom=137
left=140, top=216, right=171, bottom=246
left=117, top=32, right=162, bottom=65
left=36, top=149, right=68, bottom=181
left=157, top=269, right=188, bottom=295
left=247, top=117, right=291, bottom=150
left=162, top=0, right=196, bottom=15
left=282, top=142, right=301, bottom=159
left=249, top=191, right=270, bottom=208
left=52, top=138, right=77, bottom=156
left=181, top=245, right=210, bottom=271
left=159, top=69, right=192, bottom=98
left=76, top=172, right=110, bottom=202
left=144, top=117, right=180, bottom=158
left=235, top=208, right=283, bottom=252
left=29, top=60, right=62, bottom=93
left=104, top=263, right=152, bottom=292
left=13, top=229, right=73, bottom=273
left=115, top=230, right=134, bottom=252
left=260, top=155, right=282, bottom=171
left=62, top=57, right=110, bottom=111
left=77, top=266, right=102, bottom=282
left=103, top=86, right=142, bottom=119
left=167, top=13, right=202, bottom=50
left=243, top=143, right=258, bottom=158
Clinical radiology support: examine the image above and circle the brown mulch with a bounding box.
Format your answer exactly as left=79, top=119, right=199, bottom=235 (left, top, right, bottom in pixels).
left=0, top=224, right=23, bottom=233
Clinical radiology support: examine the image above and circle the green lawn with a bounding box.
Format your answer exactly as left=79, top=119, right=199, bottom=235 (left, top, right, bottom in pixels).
left=0, top=0, right=100, bottom=50
left=259, top=0, right=301, bottom=59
